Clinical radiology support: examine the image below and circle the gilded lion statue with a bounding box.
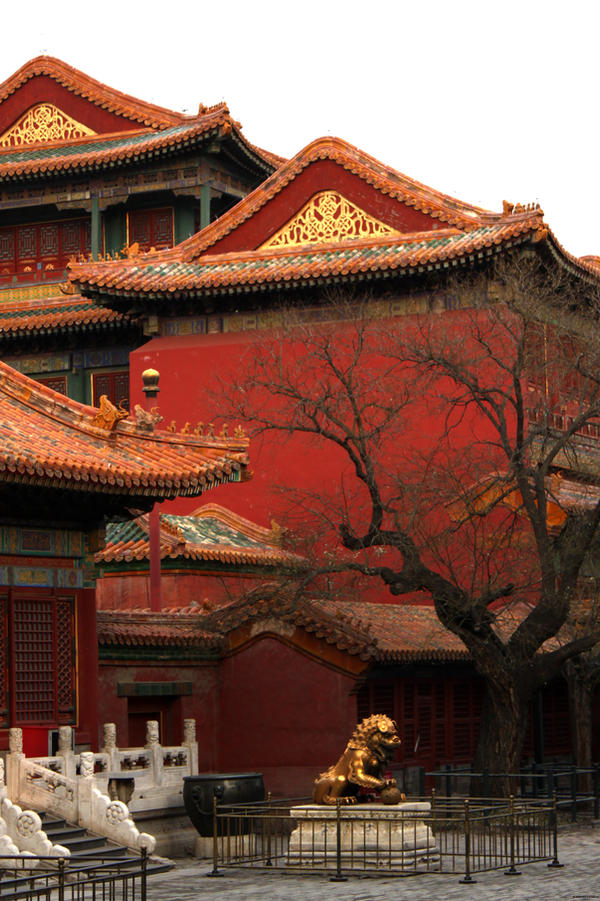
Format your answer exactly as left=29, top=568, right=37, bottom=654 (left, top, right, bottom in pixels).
left=312, top=714, right=404, bottom=805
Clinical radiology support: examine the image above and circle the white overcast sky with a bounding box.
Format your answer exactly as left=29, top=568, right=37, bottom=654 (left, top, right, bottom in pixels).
left=2, top=0, right=598, bottom=257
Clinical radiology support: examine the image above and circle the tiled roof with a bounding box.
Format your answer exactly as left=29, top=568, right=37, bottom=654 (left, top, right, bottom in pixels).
left=0, top=292, right=128, bottom=338
left=97, top=609, right=220, bottom=649
left=70, top=220, right=547, bottom=299
left=0, top=56, right=190, bottom=129
left=97, top=502, right=303, bottom=568
left=194, top=595, right=468, bottom=663
left=70, top=135, right=589, bottom=300
left=71, top=136, right=600, bottom=300
left=0, top=360, right=249, bottom=499
left=95, top=593, right=538, bottom=662
left=167, top=136, right=529, bottom=259
left=0, top=106, right=276, bottom=181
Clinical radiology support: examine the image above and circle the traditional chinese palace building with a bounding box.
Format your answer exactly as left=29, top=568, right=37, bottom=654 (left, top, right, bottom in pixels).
left=69, top=135, right=600, bottom=783
left=2, top=54, right=599, bottom=785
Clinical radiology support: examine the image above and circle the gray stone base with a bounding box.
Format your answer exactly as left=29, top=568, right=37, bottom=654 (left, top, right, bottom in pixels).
left=287, top=802, right=437, bottom=869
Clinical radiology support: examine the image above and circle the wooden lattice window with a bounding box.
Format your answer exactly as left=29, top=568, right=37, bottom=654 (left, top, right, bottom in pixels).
left=357, top=677, right=484, bottom=767
left=0, top=218, right=91, bottom=277
left=91, top=370, right=130, bottom=410
left=128, top=208, right=173, bottom=252
left=8, top=590, right=76, bottom=726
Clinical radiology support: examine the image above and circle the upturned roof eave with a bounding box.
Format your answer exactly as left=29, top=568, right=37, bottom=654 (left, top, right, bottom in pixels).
left=0, top=118, right=277, bottom=184
left=74, top=230, right=538, bottom=306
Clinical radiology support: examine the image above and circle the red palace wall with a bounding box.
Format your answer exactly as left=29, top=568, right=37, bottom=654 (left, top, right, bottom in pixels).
left=97, top=658, right=221, bottom=768
left=218, top=635, right=359, bottom=797
left=130, top=307, right=509, bottom=600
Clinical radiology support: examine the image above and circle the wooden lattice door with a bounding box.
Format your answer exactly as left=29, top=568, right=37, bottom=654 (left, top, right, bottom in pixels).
left=7, top=589, right=76, bottom=726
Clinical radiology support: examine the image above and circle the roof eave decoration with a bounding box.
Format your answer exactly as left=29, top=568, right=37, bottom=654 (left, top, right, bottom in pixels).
left=70, top=216, right=549, bottom=302
left=259, top=191, right=402, bottom=249
left=0, top=103, right=96, bottom=147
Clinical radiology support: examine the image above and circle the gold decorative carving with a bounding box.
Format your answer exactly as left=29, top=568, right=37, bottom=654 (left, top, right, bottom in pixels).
left=0, top=104, right=95, bottom=147
left=91, top=395, right=129, bottom=431
left=261, top=191, right=400, bottom=249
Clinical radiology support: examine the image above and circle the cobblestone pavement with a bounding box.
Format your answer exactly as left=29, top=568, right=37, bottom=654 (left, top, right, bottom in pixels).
left=147, top=826, right=600, bottom=901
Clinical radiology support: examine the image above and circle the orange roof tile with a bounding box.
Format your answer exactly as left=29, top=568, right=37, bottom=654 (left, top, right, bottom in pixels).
left=95, top=593, right=540, bottom=662
left=0, top=361, right=249, bottom=500
left=0, top=292, right=128, bottom=338
left=70, top=219, right=547, bottom=299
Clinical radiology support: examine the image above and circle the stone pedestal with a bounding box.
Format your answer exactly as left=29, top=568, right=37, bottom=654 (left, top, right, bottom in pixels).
left=288, top=802, right=437, bottom=869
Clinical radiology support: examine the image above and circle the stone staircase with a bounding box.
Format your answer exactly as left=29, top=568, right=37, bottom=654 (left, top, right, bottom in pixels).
left=40, top=811, right=172, bottom=870
left=0, top=813, right=171, bottom=900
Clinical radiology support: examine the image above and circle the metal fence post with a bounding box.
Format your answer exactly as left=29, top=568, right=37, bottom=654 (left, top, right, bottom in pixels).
left=329, top=799, right=347, bottom=883
left=57, top=856, right=65, bottom=901
left=504, top=795, right=521, bottom=875
left=594, top=766, right=600, bottom=820
left=141, top=846, right=147, bottom=901
left=459, top=799, right=477, bottom=884
left=206, top=793, right=224, bottom=878
left=548, top=791, right=564, bottom=869
left=265, top=791, right=273, bottom=866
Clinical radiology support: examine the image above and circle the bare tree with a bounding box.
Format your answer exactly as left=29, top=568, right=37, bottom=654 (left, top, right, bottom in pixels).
left=216, top=255, right=600, bottom=782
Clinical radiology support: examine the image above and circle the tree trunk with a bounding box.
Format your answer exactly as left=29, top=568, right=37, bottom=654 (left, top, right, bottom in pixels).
left=472, top=681, right=530, bottom=797
left=564, top=660, right=594, bottom=794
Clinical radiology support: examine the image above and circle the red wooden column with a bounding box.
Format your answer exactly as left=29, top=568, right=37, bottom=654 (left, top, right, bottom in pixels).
left=142, top=369, right=162, bottom=612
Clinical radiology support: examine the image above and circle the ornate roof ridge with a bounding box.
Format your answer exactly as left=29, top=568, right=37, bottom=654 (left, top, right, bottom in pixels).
left=0, top=56, right=191, bottom=129
left=188, top=502, right=285, bottom=545
left=0, top=360, right=250, bottom=500
left=0, top=359, right=247, bottom=447
left=97, top=507, right=302, bottom=567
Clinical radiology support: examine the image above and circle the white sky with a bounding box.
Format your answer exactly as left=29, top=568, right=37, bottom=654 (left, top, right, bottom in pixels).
left=2, top=0, right=598, bottom=257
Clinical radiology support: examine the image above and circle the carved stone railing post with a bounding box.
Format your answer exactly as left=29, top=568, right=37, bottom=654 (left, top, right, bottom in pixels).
left=57, top=726, right=76, bottom=779
left=6, top=728, right=24, bottom=801
left=183, top=719, right=198, bottom=774
left=101, top=723, right=118, bottom=771
left=145, top=720, right=163, bottom=786
left=77, top=751, right=96, bottom=831
left=77, top=752, right=155, bottom=853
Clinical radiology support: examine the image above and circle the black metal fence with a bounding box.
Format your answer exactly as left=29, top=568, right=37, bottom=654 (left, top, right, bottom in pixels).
left=423, top=765, right=600, bottom=820
left=206, top=794, right=560, bottom=882
left=0, top=850, right=148, bottom=901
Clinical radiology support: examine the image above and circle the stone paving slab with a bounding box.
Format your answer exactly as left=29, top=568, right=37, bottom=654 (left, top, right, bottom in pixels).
left=146, top=826, right=600, bottom=901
